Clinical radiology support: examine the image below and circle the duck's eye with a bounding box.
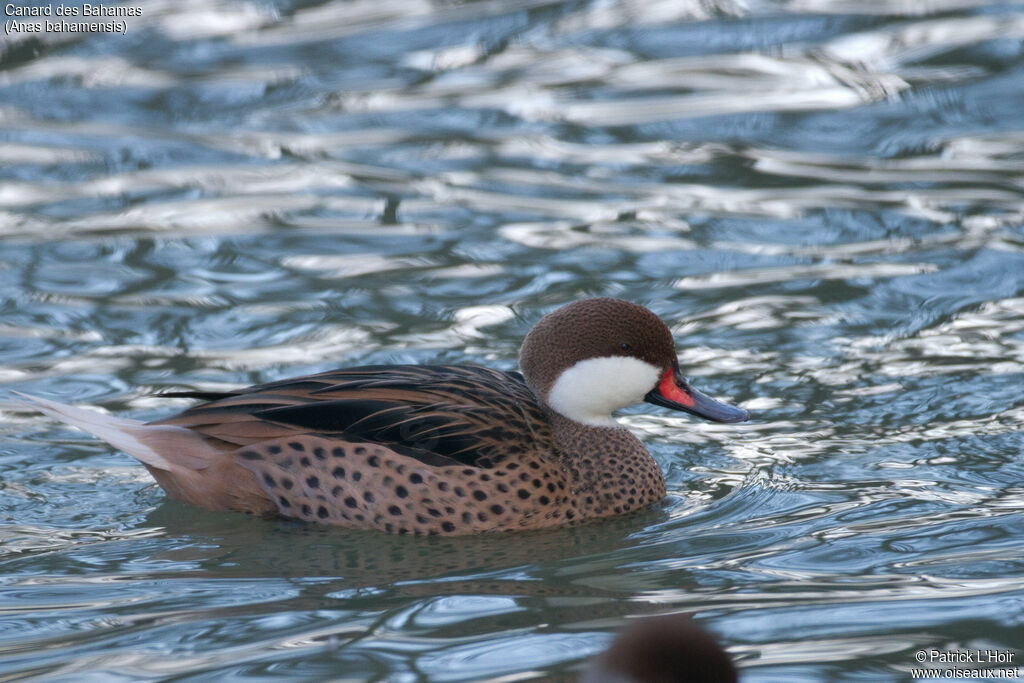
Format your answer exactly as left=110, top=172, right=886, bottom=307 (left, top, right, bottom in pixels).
left=619, top=342, right=631, bottom=352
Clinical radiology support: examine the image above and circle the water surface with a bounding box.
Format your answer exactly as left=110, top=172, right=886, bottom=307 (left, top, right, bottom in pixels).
left=2, top=0, right=1024, bottom=680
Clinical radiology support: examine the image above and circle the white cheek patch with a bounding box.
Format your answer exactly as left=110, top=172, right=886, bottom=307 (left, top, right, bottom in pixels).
left=547, top=356, right=661, bottom=427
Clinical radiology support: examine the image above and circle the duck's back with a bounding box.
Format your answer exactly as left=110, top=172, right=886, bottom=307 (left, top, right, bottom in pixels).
left=157, top=365, right=546, bottom=464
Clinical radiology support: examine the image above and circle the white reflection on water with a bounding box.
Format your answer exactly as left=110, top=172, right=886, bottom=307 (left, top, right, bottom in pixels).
left=673, top=262, right=939, bottom=289
left=0, top=525, right=164, bottom=557
left=822, top=13, right=1024, bottom=68
left=0, top=56, right=177, bottom=88
left=733, top=634, right=916, bottom=665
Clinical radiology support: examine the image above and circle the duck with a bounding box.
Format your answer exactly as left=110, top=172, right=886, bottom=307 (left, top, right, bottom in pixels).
left=582, top=614, right=737, bottom=683
left=19, top=298, right=748, bottom=535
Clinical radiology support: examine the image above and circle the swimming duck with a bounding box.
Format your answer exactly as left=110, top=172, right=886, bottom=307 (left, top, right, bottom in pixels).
left=21, top=298, right=747, bottom=535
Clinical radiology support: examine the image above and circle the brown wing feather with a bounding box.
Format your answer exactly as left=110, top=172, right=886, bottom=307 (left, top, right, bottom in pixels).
left=152, top=365, right=546, bottom=468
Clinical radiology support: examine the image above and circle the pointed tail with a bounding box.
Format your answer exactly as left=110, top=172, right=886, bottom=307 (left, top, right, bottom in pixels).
left=16, top=393, right=277, bottom=516
left=15, top=392, right=201, bottom=471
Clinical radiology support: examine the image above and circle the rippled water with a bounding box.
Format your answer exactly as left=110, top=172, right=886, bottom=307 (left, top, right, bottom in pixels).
left=3, top=0, right=1024, bottom=679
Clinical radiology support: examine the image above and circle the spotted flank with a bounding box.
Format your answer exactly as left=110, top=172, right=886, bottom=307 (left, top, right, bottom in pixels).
left=237, top=436, right=576, bottom=534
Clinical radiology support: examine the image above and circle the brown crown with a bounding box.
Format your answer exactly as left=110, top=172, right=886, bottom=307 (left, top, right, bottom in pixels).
left=518, top=298, right=677, bottom=399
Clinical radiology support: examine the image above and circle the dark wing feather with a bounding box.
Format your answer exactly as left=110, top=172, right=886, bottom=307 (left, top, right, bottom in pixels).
left=159, top=390, right=242, bottom=401
left=152, top=365, right=546, bottom=469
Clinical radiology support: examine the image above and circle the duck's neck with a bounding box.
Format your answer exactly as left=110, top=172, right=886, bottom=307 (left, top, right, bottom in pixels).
left=548, top=409, right=623, bottom=434
left=546, top=410, right=667, bottom=519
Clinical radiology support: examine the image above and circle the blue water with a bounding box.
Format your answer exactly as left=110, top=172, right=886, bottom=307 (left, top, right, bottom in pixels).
left=2, top=0, right=1024, bottom=679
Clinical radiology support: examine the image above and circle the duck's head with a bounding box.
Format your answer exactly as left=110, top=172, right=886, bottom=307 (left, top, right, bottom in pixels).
left=583, top=614, right=737, bottom=683
left=519, top=298, right=748, bottom=427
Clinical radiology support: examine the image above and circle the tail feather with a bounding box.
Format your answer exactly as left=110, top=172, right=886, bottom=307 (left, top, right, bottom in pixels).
left=16, top=392, right=276, bottom=516
left=14, top=392, right=208, bottom=471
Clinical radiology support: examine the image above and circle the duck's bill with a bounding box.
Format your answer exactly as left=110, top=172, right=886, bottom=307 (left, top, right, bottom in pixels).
left=644, top=366, right=749, bottom=423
